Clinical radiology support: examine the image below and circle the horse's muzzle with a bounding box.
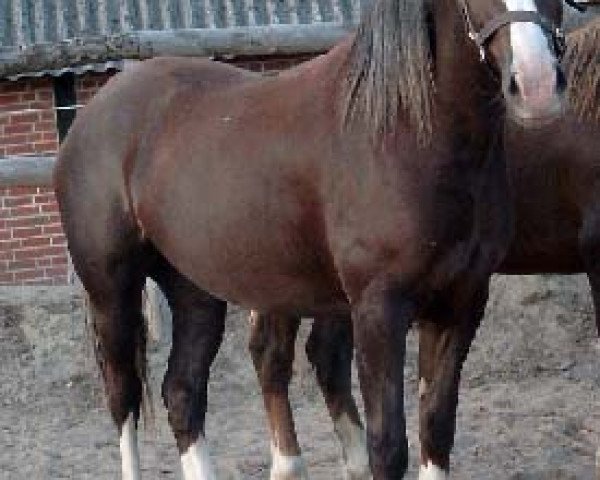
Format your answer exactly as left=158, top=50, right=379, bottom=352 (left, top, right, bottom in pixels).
left=504, top=64, right=566, bottom=128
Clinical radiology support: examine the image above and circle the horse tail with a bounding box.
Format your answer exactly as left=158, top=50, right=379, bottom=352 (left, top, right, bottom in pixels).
left=136, top=292, right=155, bottom=430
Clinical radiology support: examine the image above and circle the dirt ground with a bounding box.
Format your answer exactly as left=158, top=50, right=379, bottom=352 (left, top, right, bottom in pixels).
left=0, top=275, right=599, bottom=479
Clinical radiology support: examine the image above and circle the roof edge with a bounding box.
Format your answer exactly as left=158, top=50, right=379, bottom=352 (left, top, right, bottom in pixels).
left=0, top=23, right=355, bottom=80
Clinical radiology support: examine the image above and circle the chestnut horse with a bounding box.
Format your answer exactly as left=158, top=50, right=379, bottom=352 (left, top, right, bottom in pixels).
left=250, top=13, right=600, bottom=480
left=54, top=0, right=566, bottom=478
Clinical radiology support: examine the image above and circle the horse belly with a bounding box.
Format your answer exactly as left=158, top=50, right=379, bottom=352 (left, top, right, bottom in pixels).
left=136, top=173, right=346, bottom=314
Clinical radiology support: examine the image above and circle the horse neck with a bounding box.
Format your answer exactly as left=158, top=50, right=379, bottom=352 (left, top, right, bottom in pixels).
left=433, top=0, right=503, bottom=137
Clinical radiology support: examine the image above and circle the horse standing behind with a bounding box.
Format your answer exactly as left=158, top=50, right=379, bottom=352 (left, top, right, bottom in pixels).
left=54, top=0, right=566, bottom=478
left=250, top=14, right=600, bottom=480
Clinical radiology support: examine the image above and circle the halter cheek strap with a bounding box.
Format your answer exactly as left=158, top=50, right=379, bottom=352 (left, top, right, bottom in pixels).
left=458, top=0, right=566, bottom=63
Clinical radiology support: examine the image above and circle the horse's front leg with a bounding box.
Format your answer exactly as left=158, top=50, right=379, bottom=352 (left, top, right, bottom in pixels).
left=417, top=288, right=488, bottom=479
left=248, top=311, right=308, bottom=480
left=307, top=315, right=370, bottom=480
left=352, top=279, right=412, bottom=479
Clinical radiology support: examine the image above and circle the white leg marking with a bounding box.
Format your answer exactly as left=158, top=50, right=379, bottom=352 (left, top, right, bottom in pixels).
left=181, top=436, right=217, bottom=480
left=334, top=413, right=371, bottom=480
left=270, top=443, right=308, bottom=480
left=595, top=447, right=600, bottom=480
left=418, top=461, right=448, bottom=480
left=419, top=377, right=429, bottom=399
left=119, top=413, right=141, bottom=480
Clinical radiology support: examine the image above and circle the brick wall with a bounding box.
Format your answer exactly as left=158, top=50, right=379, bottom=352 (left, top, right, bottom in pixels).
left=0, top=55, right=314, bottom=286
left=0, top=78, right=66, bottom=285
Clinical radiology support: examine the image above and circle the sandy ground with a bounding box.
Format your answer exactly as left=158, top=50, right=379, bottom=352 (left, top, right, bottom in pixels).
left=0, top=274, right=599, bottom=479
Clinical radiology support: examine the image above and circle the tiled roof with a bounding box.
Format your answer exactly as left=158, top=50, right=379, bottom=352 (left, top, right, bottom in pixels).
left=0, top=0, right=362, bottom=49
left=0, top=0, right=596, bottom=78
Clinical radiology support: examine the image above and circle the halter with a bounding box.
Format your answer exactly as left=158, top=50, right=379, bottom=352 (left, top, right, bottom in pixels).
left=457, top=0, right=571, bottom=63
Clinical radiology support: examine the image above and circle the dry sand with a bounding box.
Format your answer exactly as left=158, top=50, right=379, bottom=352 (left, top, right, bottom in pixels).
left=0, top=275, right=598, bottom=479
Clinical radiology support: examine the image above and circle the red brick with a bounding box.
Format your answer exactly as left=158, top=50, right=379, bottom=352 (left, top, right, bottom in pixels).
left=0, top=250, right=12, bottom=261
left=8, top=207, right=41, bottom=219
left=33, top=141, right=58, bottom=153
left=45, top=214, right=61, bottom=223
left=0, top=229, right=11, bottom=241
left=0, top=102, right=27, bottom=113
left=0, top=82, right=27, bottom=94
left=6, top=144, right=34, bottom=155
left=40, top=111, right=55, bottom=121
left=10, top=112, right=39, bottom=124
left=36, top=91, right=53, bottom=101
left=14, top=269, right=44, bottom=281
left=14, top=245, right=64, bottom=260
left=22, top=236, right=51, bottom=248
left=34, top=121, right=56, bottom=132
left=28, top=101, right=52, bottom=110
left=0, top=272, right=15, bottom=283
left=4, top=123, right=33, bottom=135
left=27, top=132, right=44, bottom=143
left=40, top=203, right=59, bottom=213
left=42, top=224, right=63, bottom=235
left=7, top=185, right=37, bottom=195
left=45, top=266, right=68, bottom=277
left=0, top=93, right=21, bottom=105
left=0, top=133, right=29, bottom=145
left=36, top=257, right=51, bottom=267
left=50, top=235, right=66, bottom=245
left=3, top=196, right=33, bottom=208
left=0, top=239, right=21, bottom=251
left=51, top=254, right=68, bottom=265
left=34, top=194, right=55, bottom=204
left=12, top=226, right=42, bottom=239
left=20, top=92, right=35, bottom=102
left=9, top=259, right=36, bottom=270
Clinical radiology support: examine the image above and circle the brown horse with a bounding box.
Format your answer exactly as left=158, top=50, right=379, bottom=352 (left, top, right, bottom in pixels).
left=250, top=13, right=600, bottom=480
left=54, top=0, right=566, bottom=478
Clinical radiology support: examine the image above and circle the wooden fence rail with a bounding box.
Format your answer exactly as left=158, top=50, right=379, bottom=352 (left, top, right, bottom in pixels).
left=0, top=156, right=55, bottom=187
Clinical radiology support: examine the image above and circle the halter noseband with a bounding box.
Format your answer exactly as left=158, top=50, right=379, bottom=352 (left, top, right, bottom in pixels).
left=458, top=0, right=566, bottom=62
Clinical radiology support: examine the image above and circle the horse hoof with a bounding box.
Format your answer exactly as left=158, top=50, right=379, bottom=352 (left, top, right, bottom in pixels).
left=270, top=454, right=309, bottom=480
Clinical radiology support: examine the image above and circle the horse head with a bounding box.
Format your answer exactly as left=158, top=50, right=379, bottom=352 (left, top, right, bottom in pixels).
left=461, top=0, right=567, bottom=126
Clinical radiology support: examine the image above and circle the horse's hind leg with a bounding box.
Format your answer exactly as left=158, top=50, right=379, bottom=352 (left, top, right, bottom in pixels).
left=248, top=311, right=308, bottom=480
left=306, top=315, right=370, bottom=480
left=85, top=265, right=148, bottom=480
left=151, top=262, right=226, bottom=480
left=417, top=289, right=488, bottom=479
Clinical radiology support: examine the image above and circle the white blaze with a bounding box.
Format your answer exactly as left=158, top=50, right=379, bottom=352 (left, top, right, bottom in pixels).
left=181, top=436, right=217, bottom=480
left=270, top=443, right=308, bottom=480
left=503, top=0, right=557, bottom=108
left=418, top=461, right=448, bottom=480
left=334, top=413, right=371, bottom=480
left=119, top=413, right=141, bottom=480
